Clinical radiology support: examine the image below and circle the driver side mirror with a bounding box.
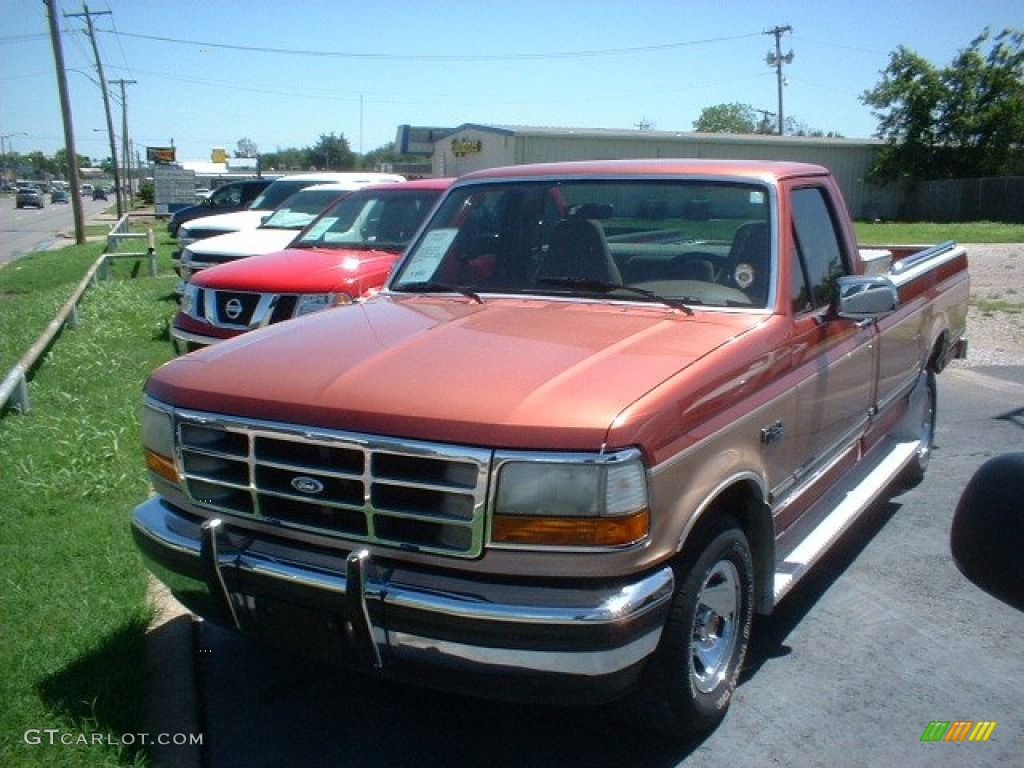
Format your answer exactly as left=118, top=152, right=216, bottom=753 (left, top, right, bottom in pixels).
left=834, top=275, right=898, bottom=320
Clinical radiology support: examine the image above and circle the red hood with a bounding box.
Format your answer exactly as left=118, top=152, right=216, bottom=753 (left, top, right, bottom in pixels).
left=191, top=246, right=399, bottom=293
left=149, top=296, right=765, bottom=450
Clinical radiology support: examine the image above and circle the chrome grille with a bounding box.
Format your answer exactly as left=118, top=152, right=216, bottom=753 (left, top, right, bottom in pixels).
left=177, top=411, right=492, bottom=557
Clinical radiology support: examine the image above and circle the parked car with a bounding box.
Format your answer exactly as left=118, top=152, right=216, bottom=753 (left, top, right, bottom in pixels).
left=15, top=187, right=44, bottom=208
left=176, top=172, right=405, bottom=253
left=176, top=183, right=358, bottom=287
left=167, top=178, right=276, bottom=237
left=50, top=188, right=70, bottom=204
left=172, top=178, right=451, bottom=353
left=134, top=158, right=968, bottom=739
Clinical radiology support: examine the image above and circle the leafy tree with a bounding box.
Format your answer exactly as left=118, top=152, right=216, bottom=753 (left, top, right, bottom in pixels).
left=310, top=132, right=355, bottom=170
left=693, top=103, right=759, bottom=133
left=862, top=28, right=1024, bottom=181
left=235, top=137, right=259, bottom=158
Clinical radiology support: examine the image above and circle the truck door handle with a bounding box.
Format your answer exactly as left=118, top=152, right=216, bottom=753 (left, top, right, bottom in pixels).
left=761, top=420, right=785, bottom=445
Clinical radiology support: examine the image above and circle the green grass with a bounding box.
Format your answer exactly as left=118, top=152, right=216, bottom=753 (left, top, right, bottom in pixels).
left=854, top=220, right=1024, bottom=244
left=1, top=234, right=179, bottom=766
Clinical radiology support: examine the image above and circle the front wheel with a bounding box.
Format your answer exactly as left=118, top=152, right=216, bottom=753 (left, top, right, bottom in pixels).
left=629, top=515, right=754, bottom=739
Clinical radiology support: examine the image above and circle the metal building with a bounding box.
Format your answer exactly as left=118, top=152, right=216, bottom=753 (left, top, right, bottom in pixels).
left=429, top=124, right=899, bottom=220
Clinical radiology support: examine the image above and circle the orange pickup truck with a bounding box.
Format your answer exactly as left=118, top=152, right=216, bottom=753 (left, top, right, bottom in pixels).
left=133, top=159, right=968, bottom=738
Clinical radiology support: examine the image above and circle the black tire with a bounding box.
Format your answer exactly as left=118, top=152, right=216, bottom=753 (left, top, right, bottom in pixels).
left=629, top=515, right=754, bottom=739
left=900, top=369, right=937, bottom=487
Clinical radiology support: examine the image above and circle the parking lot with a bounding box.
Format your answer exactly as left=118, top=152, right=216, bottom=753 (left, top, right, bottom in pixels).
left=147, top=364, right=1023, bottom=768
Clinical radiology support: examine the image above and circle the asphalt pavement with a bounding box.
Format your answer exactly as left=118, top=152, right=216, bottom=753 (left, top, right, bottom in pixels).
left=144, top=364, right=1024, bottom=768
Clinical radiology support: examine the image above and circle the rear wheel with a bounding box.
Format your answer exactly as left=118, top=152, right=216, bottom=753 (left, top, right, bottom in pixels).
left=901, top=370, right=937, bottom=486
left=630, top=515, right=754, bottom=739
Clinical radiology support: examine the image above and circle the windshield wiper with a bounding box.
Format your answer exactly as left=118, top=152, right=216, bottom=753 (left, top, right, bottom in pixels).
left=394, top=281, right=484, bottom=304
left=535, top=277, right=694, bottom=315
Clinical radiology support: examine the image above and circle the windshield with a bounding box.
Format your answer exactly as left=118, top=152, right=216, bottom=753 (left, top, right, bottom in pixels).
left=294, top=188, right=444, bottom=250
left=261, top=189, right=348, bottom=229
left=249, top=179, right=320, bottom=211
left=390, top=179, right=774, bottom=309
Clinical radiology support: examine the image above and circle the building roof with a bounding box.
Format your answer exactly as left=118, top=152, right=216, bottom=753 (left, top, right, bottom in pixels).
left=447, top=123, right=883, bottom=147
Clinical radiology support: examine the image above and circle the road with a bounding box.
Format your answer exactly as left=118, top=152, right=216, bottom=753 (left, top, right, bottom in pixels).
left=0, top=194, right=112, bottom=265
left=169, top=365, right=1023, bottom=768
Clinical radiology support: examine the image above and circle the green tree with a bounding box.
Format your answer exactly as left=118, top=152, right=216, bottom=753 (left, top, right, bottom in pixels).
left=310, top=132, right=355, bottom=170
left=693, top=103, right=759, bottom=133
left=862, top=28, right=1024, bottom=181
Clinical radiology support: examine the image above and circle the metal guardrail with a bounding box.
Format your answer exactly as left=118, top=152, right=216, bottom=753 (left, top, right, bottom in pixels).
left=0, top=214, right=157, bottom=415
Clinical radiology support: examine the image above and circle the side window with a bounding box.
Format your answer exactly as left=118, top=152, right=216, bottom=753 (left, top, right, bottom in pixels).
left=212, top=185, right=241, bottom=207
left=791, top=187, right=849, bottom=310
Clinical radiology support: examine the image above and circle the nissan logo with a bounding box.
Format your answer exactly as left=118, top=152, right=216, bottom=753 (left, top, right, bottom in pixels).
left=224, top=298, right=244, bottom=320
left=291, top=476, right=325, bottom=495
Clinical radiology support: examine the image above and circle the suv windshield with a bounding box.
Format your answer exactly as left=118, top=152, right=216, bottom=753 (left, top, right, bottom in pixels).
left=391, top=179, right=774, bottom=309
left=261, top=188, right=348, bottom=230
left=294, top=188, right=445, bottom=250
left=249, top=179, right=322, bottom=211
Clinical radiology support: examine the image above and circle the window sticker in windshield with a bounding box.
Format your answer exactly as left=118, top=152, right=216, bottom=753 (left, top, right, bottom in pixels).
left=401, top=228, right=457, bottom=282
left=303, top=217, right=337, bottom=241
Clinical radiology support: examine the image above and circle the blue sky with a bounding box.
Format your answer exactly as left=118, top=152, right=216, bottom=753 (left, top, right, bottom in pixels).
left=2, top=0, right=1021, bottom=164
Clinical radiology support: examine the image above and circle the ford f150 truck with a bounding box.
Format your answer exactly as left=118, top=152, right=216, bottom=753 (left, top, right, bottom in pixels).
left=133, top=159, right=968, bottom=738
left=171, top=178, right=451, bottom=354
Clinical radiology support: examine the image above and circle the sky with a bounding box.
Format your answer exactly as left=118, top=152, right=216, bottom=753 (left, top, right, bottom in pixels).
left=2, top=0, right=1021, bottom=165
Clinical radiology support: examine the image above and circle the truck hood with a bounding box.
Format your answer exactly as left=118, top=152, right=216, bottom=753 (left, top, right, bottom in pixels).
left=148, top=296, right=765, bottom=450
left=185, top=228, right=298, bottom=258
left=182, top=210, right=268, bottom=235
left=192, top=246, right=399, bottom=292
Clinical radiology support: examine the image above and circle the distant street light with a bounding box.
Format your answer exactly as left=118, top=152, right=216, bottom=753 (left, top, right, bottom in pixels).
left=1, top=132, right=28, bottom=183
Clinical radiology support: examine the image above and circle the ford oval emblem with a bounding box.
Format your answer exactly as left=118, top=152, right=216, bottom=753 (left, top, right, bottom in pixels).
left=291, top=476, right=325, bottom=495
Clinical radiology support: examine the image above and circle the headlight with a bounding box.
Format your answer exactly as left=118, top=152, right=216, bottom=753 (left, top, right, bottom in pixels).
left=492, top=449, right=649, bottom=548
left=141, top=399, right=180, bottom=486
left=294, top=293, right=350, bottom=317
left=181, top=282, right=200, bottom=316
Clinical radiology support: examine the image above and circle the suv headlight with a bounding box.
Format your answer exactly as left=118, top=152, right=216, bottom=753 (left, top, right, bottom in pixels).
left=181, top=282, right=200, bottom=316
left=141, top=398, right=180, bottom=486
left=294, top=293, right=350, bottom=317
left=492, top=449, right=649, bottom=548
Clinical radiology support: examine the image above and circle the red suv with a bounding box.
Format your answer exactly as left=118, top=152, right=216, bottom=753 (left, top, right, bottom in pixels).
left=172, top=178, right=451, bottom=354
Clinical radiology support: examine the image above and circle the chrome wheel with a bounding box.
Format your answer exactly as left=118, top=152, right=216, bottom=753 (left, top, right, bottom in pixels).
left=690, top=560, right=742, bottom=694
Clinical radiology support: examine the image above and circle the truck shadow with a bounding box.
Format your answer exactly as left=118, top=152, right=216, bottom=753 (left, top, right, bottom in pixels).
left=195, top=621, right=699, bottom=768
left=741, top=496, right=903, bottom=682
left=169, top=495, right=907, bottom=768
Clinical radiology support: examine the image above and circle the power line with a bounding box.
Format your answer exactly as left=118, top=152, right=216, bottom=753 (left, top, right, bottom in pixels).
left=96, top=28, right=762, bottom=62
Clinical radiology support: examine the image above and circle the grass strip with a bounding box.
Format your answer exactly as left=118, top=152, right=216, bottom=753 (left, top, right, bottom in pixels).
left=1, top=247, right=178, bottom=766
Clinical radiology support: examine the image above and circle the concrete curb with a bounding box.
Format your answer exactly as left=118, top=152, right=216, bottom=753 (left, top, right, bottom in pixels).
left=144, top=578, right=202, bottom=768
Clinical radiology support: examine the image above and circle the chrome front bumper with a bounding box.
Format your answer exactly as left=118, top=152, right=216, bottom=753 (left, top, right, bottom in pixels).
left=132, top=496, right=674, bottom=701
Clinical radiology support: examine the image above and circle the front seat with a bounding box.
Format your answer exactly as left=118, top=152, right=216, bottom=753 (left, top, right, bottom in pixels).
left=537, top=218, right=622, bottom=284
left=726, top=221, right=771, bottom=306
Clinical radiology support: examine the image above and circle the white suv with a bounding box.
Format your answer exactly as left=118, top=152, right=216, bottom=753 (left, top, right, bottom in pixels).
left=176, top=172, right=404, bottom=250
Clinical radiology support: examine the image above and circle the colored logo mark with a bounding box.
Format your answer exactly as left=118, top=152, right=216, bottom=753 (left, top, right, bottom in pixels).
left=920, top=720, right=997, bottom=742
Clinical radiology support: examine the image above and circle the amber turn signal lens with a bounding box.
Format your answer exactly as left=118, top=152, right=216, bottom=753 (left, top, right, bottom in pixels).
left=144, top=449, right=179, bottom=484
left=492, top=509, right=649, bottom=547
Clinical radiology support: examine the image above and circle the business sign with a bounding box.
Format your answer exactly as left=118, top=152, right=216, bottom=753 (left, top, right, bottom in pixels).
left=147, top=146, right=176, bottom=164
left=451, top=138, right=482, bottom=157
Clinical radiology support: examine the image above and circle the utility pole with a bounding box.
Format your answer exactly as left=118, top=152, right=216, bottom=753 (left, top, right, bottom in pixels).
left=111, top=78, right=136, bottom=204
left=764, top=25, right=794, bottom=135
left=66, top=3, right=123, bottom=217
left=44, top=0, right=85, bottom=243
